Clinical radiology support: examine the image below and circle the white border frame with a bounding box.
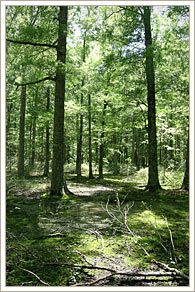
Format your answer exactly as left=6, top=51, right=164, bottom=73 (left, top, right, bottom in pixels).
left=1, top=1, right=194, bottom=291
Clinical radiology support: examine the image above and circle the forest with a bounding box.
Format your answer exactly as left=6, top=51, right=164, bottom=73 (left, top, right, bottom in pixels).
left=5, top=4, right=190, bottom=288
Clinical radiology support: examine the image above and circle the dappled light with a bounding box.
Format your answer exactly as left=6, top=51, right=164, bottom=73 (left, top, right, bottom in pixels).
left=5, top=3, right=190, bottom=288
left=7, top=172, right=189, bottom=286
left=138, top=210, right=167, bottom=227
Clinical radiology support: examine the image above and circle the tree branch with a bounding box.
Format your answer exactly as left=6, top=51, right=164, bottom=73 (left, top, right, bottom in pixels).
left=103, top=8, right=124, bottom=23
left=6, top=38, right=57, bottom=49
left=20, top=268, right=50, bottom=286
left=46, top=261, right=184, bottom=281
left=15, top=76, right=55, bottom=87
left=153, top=260, right=189, bottom=281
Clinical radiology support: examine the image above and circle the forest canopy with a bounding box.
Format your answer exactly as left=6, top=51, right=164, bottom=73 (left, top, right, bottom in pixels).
left=6, top=5, right=189, bottom=191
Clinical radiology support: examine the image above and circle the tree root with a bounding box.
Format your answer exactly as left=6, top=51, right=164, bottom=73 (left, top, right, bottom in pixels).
left=64, top=180, right=79, bottom=197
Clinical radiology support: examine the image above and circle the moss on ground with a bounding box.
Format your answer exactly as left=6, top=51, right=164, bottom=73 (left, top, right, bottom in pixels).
left=6, top=172, right=189, bottom=286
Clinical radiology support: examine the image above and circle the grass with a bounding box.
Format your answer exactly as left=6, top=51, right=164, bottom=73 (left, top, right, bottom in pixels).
left=6, top=169, right=189, bottom=286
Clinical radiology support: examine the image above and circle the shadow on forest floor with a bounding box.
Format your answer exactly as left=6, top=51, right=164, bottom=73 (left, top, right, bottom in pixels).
left=6, top=173, right=189, bottom=287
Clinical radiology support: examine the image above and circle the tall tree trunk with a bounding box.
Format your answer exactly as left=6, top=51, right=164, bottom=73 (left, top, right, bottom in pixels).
left=40, top=127, right=44, bottom=166
left=7, top=101, right=12, bottom=172
left=17, top=85, right=26, bottom=176
left=88, top=94, right=94, bottom=179
left=98, top=100, right=107, bottom=179
left=76, top=34, right=86, bottom=180
left=50, top=6, right=68, bottom=196
left=76, top=80, right=84, bottom=179
left=64, top=131, right=70, bottom=164
left=143, top=6, right=161, bottom=191
left=112, top=133, right=120, bottom=175
left=159, top=127, right=162, bottom=166
left=28, top=121, right=32, bottom=167
left=30, top=88, right=38, bottom=167
left=182, top=131, right=189, bottom=190
left=168, top=110, right=174, bottom=161
left=43, top=87, right=50, bottom=177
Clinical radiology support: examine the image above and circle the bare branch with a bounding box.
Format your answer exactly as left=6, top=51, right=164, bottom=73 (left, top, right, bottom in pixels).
left=79, top=274, right=113, bottom=286
left=153, top=260, right=189, bottom=281
left=103, top=8, right=124, bottom=23
left=20, top=268, right=50, bottom=286
left=7, top=38, right=57, bottom=49
left=15, top=76, right=55, bottom=87
left=46, top=261, right=181, bottom=278
left=138, top=6, right=144, bottom=18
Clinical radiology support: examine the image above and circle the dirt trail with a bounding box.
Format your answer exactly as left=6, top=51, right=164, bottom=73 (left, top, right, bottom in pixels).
left=12, top=181, right=117, bottom=199
left=68, top=183, right=116, bottom=197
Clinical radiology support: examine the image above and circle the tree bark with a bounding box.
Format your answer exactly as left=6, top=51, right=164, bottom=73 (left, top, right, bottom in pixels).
left=143, top=6, right=161, bottom=191
left=88, top=94, right=94, bottom=179
left=98, top=100, right=108, bottom=179
left=76, top=80, right=84, bottom=179
left=43, top=87, right=50, bottom=177
left=168, top=110, right=174, bottom=161
left=182, top=131, right=189, bottom=190
left=17, top=85, right=26, bottom=176
left=50, top=6, right=68, bottom=196
left=30, top=88, right=38, bottom=167
left=7, top=100, right=13, bottom=172
left=76, top=34, right=86, bottom=180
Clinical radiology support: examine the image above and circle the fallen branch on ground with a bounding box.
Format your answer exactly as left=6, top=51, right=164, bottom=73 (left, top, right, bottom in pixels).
left=73, top=251, right=189, bottom=284
left=153, top=260, right=189, bottom=281
left=20, top=268, right=50, bottom=286
left=45, top=262, right=182, bottom=277
left=44, top=259, right=188, bottom=286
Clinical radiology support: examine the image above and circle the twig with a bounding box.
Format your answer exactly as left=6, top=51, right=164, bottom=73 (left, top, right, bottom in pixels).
left=75, top=251, right=93, bottom=266
left=141, top=202, right=169, bottom=255
left=153, top=261, right=189, bottom=281
left=36, top=232, right=67, bottom=239
left=86, top=230, right=105, bottom=253
left=163, top=216, right=177, bottom=264
left=103, top=196, right=150, bottom=256
left=85, top=274, right=113, bottom=286
left=20, top=268, right=50, bottom=286
left=45, top=262, right=178, bottom=277
left=123, top=211, right=150, bottom=257
left=103, top=8, right=124, bottom=24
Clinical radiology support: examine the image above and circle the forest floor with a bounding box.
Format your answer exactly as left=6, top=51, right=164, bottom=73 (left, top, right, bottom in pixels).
left=6, top=170, right=189, bottom=287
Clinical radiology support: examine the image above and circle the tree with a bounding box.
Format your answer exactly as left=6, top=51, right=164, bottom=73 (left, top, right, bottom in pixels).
left=6, top=5, right=189, bottom=191
left=143, top=6, right=161, bottom=191
left=182, top=131, right=189, bottom=190
left=98, top=99, right=108, bottom=179
left=50, top=6, right=68, bottom=196
left=76, top=33, right=86, bottom=180
left=17, top=85, right=26, bottom=176
left=88, top=94, right=94, bottom=179
left=30, top=87, right=38, bottom=167
left=43, top=87, right=50, bottom=177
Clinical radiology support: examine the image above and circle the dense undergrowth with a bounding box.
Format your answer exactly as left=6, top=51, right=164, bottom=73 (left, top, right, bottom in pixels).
left=6, top=169, right=189, bottom=286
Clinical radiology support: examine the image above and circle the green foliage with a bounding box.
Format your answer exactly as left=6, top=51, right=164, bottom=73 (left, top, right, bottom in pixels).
left=5, top=5, right=189, bottom=286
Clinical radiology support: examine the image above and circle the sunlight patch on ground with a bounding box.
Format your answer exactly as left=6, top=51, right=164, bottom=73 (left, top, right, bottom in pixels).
left=68, top=183, right=115, bottom=196
left=138, top=210, right=167, bottom=227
